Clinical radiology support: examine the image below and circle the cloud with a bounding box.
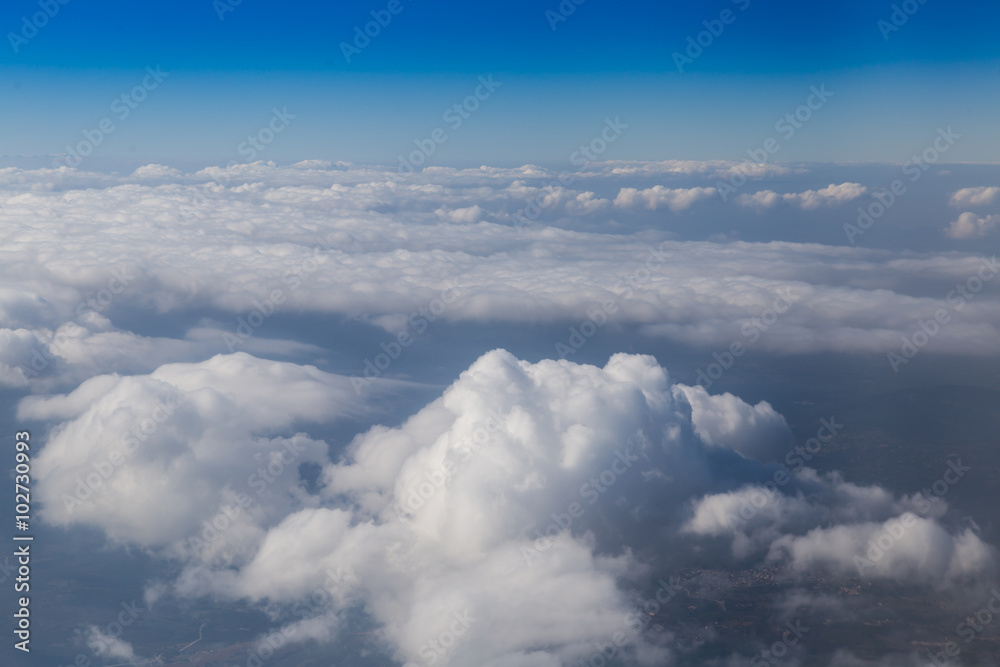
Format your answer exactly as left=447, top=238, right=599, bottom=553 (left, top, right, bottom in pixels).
left=85, top=626, right=138, bottom=662
left=593, top=159, right=799, bottom=180
left=1, top=162, right=1000, bottom=386
left=672, top=384, right=793, bottom=463
left=25, top=352, right=373, bottom=553
left=950, top=186, right=1000, bottom=208
left=34, top=350, right=707, bottom=664
left=767, top=518, right=992, bottom=587
left=944, top=211, right=1000, bottom=239
left=435, top=204, right=486, bottom=223
left=683, top=462, right=991, bottom=588
left=29, top=349, right=992, bottom=664
left=736, top=183, right=867, bottom=210
left=614, top=185, right=717, bottom=211
left=130, top=163, right=184, bottom=181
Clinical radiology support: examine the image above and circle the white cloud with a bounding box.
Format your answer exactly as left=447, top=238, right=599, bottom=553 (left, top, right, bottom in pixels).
left=614, top=185, right=717, bottom=211
left=672, top=384, right=792, bottom=463
left=29, top=349, right=991, bottom=664
left=737, top=183, right=867, bottom=210
left=435, top=204, right=486, bottom=223
left=593, top=159, right=799, bottom=180
left=1, top=162, right=999, bottom=386
left=27, top=350, right=794, bottom=664
left=683, top=465, right=990, bottom=587
left=950, top=186, right=1000, bottom=208
left=25, top=353, right=372, bottom=554
left=944, top=211, right=1000, bottom=239
left=85, top=626, right=138, bottom=662
left=130, top=163, right=184, bottom=181
left=767, top=518, right=992, bottom=587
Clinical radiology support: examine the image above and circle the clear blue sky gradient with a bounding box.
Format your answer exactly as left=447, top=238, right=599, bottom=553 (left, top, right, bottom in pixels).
left=2, top=0, right=998, bottom=166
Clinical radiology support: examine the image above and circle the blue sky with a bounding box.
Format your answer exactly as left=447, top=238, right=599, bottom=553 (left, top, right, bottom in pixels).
left=2, top=0, right=999, bottom=166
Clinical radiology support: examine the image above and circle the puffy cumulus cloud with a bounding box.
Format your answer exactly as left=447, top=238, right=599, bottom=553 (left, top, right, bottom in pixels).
left=171, top=351, right=721, bottom=665
left=1, top=162, right=1000, bottom=369
left=685, top=469, right=993, bottom=586
left=683, top=471, right=920, bottom=559
left=24, top=353, right=371, bottom=557
left=736, top=183, right=867, bottom=210
left=129, top=163, right=184, bottom=181
left=30, top=350, right=808, bottom=665
left=735, top=189, right=783, bottom=210
left=614, top=185, right=717, bottom=211
left=85, top=626, right=139, bottom=662
left=944, top=212, right=1000, bottom=239
left=564, top=190, right=612, bottom=215
left=672, top=385, right=793, bottom=463
left=592, top=159, right=798, bottom=180
left=798, top=182, right=867, bottom=207
left=435, top=204, right=486, bottom=224
left=503, top=182, right=611, bottom=219
left=31, top=349, right=991, bottom=664
left=767, top=517, right=993, bottom=587
left=950, top=186, right=1000, bottom=208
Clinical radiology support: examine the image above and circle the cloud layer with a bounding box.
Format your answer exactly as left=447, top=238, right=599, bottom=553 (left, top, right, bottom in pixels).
left=1, top=161, right=1000, bottom=394
left=25, top=350, right=993, bottom=665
